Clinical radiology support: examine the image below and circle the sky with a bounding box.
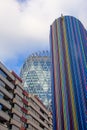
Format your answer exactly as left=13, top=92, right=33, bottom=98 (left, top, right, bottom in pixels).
left=0, top=0, right=87, bottom=75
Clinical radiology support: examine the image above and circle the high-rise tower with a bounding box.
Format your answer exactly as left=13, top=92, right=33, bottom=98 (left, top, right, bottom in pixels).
left=20, top=51, right=52, bottom=111
left=50, top=16, right=87, bottom=130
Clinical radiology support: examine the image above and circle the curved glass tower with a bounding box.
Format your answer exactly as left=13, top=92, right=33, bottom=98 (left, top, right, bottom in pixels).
left=50, top=16, right=87, bottom=130
left=20, top=51, right=52, bottom=111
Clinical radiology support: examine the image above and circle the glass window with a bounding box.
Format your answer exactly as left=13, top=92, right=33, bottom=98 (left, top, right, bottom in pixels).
left=0, top=69, right=7, bottom=78
left=0, top=92, right=4, bottom=98
left=0, top=92, right=3, bottom=110
left=0, top=80, right=5, bottom=87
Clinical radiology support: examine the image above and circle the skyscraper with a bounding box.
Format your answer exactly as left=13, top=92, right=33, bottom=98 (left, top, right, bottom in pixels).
left=20, top=51, right=52, bottom=111
left=50, top=15, right=87, bottom=130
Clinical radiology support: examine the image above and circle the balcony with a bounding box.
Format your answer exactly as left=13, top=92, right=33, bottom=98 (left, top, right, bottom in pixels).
left=22, top=98, right=28, bottom=105
left=10, top=119, right=21, bottom=128
left=0, top=124, right=8, bottom=130
left=21, top=107, right=27, bottom=114
left=31, top=96, right=49, bottom=115
left=0, top=99, right=11, bottom=109
left=21, top=116, right=27, bottom=123
left=23, top=90, right=28, bottom=97
left=0, top=75, right=14, bottom=90
left=0, top=110, right=10, bottom=121
left=13, top=98, right=23, bottom=107
left=12, top=108, right=22, bottom=117
left=0, top=62, right=15, bottom=81
left=0, top=86, right=13, bottom=99
left=14, top=89, right=23, bottom=98
left=15, top=80, right=23, bottom=90
left=28, top=109, right=49, bottom=129
left=28, top=102, right=49, bottom=122
left=27, top=119, right=43, bottom=130
left=11, top=71, right=22, bottom=83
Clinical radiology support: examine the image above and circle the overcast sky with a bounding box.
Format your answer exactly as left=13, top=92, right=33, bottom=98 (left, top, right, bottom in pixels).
left=0, top=0, right=87, bottom=74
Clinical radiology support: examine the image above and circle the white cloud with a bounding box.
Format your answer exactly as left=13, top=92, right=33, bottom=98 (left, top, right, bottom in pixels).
left=0, top=0, right=87, bottom=64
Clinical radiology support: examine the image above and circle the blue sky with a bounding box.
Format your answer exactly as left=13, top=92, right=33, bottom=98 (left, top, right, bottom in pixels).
left=0, top=0, right=87, bottom=75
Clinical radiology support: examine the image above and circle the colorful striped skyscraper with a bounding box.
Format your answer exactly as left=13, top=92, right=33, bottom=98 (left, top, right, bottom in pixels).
left=50, top=15, right=87, bottom=130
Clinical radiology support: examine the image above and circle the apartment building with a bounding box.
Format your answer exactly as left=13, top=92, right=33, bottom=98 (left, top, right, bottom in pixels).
left=22, top=93, right=52, bottom=130
left=0, top=62, right=52, bottom=130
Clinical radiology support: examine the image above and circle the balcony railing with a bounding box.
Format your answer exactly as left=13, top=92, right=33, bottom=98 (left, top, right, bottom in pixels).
left=13, top=98, right=23, bottom=107
left=0, top=86, right=13, bottom=99
left=0, top=75, right=14, bottom=90
left=10, top=119, right=21, bottom=128
left=21, top=116, right=27, bottom=123
left=12, top=108, right=22, bottom=117
left=22, top=98, right=28, bottom=105
left=0, top=99, right=11, bottom=109
left=21, top=107, right=27, bottom=114
left=0, top=110, right=10, bottom=121
left=23, top=90, right=28, bottom=97
left=0, top=123, right=8, bottom=130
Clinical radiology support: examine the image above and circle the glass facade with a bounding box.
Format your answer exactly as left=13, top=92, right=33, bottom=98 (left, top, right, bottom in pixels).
left=20, top=51, right=52, bottom=111
left=50, top=16, right=87, bottom=130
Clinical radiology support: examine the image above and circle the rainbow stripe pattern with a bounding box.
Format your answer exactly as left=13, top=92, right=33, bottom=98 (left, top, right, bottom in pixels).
left=50, top=16, right=87, bottom=130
